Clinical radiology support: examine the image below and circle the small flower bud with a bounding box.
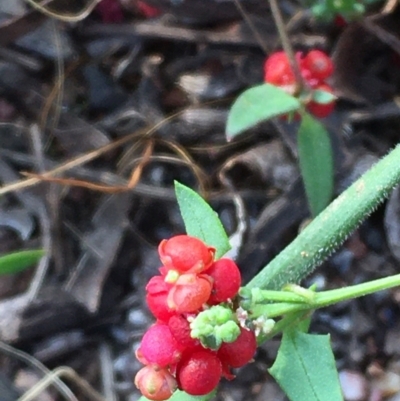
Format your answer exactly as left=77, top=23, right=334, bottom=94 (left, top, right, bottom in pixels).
left=134, top=366, right=177, bottom=401
left=190, top=305, right=239, bottom=349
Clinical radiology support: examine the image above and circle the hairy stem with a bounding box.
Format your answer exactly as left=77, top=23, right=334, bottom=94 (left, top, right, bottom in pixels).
left=246, top=144, right=400, bottom=291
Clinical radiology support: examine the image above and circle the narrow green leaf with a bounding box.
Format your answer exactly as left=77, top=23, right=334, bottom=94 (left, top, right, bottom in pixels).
left=226, top=84, right=301, bottom=139
left=0, top=249, right=45, bottom=276
left=298, top=113, right=334, bottom=217
left=138, top=389, right=216, bottom=401
left=269, top=331, right=343, bottom=401
left=174, top=182, right=231, bottom=259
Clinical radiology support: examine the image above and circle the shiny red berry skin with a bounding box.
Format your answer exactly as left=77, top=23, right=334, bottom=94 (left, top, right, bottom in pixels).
left=158, top=235, right=215, bottom=274
left=134, top=366, right=177, bottom=401
left=301, top=50, right=334, bottom=82
left=264, top=51, right=296, bottom=86
left=176, top=350, right=222, bottom=395
left=217, top=327, right=257, bottom=368
left=146, top=276, right=175, bottom=322
left=207, top=258, right=241, bottom=305
left=307, top=83, right=335, bottom=118
left=168, top=315, right=199, bottom=350
left=137, top=323, right=182, bottom=367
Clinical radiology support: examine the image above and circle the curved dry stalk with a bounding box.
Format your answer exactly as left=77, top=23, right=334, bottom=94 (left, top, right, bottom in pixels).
left=0, top=342, right=77, bottom=401
left=17, top=366, right=107, bottom=401
left=23, top=0, right=102, bottom=22
left=0, top=103, right=227, bottom=197
left=22, top=140, right=154, bottom=193
left=40, top=20, right=65, bottom=143
left=156, top=138, right=209, bottom=196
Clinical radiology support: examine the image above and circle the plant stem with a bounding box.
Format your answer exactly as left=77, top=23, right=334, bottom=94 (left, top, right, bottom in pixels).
left=268, top=0, right=304, bottom=93
left=246, top=144, right=400, bottom=291
left=314, top=273, right=400, bottom=307
left=250, top=273, right=400, bottom=320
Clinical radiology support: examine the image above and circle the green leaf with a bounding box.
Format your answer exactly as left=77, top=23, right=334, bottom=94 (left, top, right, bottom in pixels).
left=269, top=331, right=343, bottom=401
left=298, top=113, right=334, bottom=217
left=174, top=182, right=231, bottom=259
left=226, top=84, right=301, bottom=139
left=0, top=249, right=45, bottom=276
left=312, top=89, right=336, bottom=105
left=138, top=389, right=216, bottom=401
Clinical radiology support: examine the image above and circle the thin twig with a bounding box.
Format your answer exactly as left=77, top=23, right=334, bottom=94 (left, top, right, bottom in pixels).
left=267, top=0, right=305, bottom=93
left=232, top=0, right=269, bottom=54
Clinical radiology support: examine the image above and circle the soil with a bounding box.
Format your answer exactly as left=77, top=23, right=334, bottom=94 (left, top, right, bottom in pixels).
left=1, top=1, right=400, bottom=401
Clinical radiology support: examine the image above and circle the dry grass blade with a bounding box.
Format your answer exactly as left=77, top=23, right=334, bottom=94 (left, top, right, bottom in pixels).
left=21, top=140, right=154, bottom=193
left=17, top=366, right=107, bottom=401
left=156, top=138, right=208, bottom=195
left=0, top=104, right=222, bottom=197
left=23, top=0, right=102, bottom=22
left=0, top=342, right=77, bottom=401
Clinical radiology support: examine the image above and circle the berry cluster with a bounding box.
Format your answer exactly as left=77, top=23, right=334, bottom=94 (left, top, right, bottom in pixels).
left=264, top=50, right=335, bottom=118
left=134, top=235, right=257, bottom=400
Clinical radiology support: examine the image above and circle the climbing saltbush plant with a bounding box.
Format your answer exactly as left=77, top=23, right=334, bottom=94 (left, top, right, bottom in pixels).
left=136, top=145, right=400, bottom=401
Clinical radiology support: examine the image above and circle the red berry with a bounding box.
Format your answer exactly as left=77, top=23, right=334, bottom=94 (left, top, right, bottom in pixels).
left=158, top=235, right=215, bottom=274
left=146, top=276, right=175, bottom=322
left=167, top=273, right=212, bottom=313
left=168, top=315, right=199, bottom=350
left=334, top=15, right=347, bottom=28
left=264, top=51, right=295, bottom=86
left=134, top=366, right=177, bottom=401
left=176, top=350, right=222, bottom=395
left=217, top=327, right=257, bottom=368
left=207, top=259, right=241, bottom=305
left=136, top=1, right=161, bottom=17
left=301, top=50, right=334, bottom=82
left=307, top=83, right=336, bottom=118
left=137, top=323, right=182, bottom=367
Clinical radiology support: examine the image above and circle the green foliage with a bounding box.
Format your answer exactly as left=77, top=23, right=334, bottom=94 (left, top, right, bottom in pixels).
left=311, top=89, right=337, bottom=104
left=297, top=113, right=334, bottom=216
left=226, top=84, right=301, bottom=139
left=0, top=249, right=45, bottom=276
left=146, top=144, right=400, bottom=401
left=305, top=0, right=382, bottom=21
left=174, top=181, right=231, bottom=259
left=270, top=331, right=343, bottom=401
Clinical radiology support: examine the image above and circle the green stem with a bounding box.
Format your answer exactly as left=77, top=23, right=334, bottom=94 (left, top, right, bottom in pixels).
left=251, top=273, right=400, bottom=323
left=249, top=288, right=314, bottom=304
left=246, top=144, right=400, bottom=291
left=314, top=273, right=400, bottom=307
